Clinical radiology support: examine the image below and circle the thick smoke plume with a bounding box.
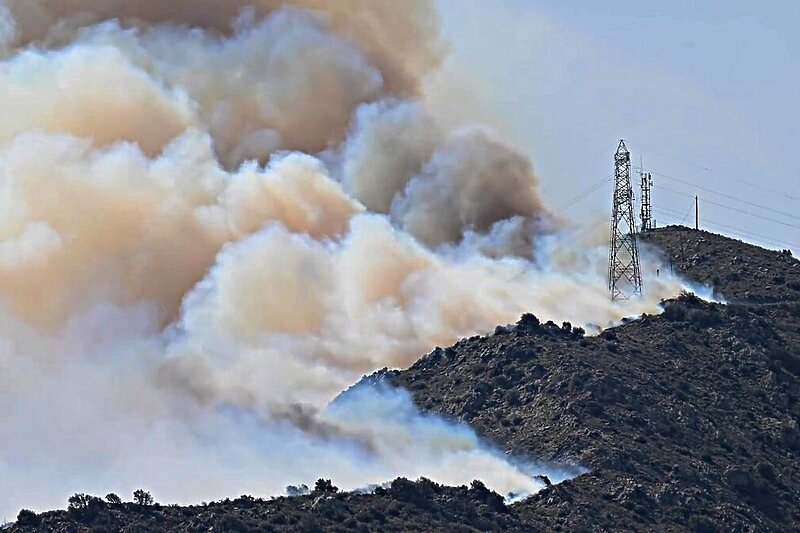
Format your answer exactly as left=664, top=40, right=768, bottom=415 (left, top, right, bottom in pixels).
left=0, top=0, right=682, bottom=517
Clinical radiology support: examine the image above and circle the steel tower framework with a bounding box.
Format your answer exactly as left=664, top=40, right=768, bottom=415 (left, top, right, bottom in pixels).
left=640, top=171, right=653, bottom=232
left=608, top=140, right=642, bottom=300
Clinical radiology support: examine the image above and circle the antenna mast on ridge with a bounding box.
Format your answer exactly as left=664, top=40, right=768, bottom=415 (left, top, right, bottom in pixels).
left=608, top=140, right=643, bottom=300
left=640, top=166, right=653, bottom=232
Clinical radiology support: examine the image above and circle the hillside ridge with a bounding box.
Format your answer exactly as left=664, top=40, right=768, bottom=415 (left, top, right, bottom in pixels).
left=8, top=227, right=800, bottom=532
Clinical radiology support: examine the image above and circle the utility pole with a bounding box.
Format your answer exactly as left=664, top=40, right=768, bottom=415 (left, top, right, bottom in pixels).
left=695, top=195, right=699, bottom=230
left=640, top=169, right=653, bottom=232
left=608, top=140, right=643, bottom=300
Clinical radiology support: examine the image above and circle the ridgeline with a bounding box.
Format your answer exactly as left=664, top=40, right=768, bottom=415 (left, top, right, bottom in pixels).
left=9, top=226, right=800, bottom=532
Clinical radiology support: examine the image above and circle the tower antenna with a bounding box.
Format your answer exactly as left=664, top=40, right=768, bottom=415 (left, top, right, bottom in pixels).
left=608, top=140, right=643, bottom=300
left=640, top=165, right=653, bottom=232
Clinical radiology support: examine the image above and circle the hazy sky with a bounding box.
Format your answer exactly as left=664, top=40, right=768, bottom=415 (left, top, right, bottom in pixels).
left=433, top=0, right=799, bottom=254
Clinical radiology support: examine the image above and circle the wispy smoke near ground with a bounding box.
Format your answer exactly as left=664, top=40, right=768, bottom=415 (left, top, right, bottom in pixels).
left=0, top=0, right=682, bottom=517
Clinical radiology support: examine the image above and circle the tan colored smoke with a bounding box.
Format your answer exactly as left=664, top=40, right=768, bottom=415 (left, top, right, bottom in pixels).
left=5, top=0, right=442, bottom=89
left=0, top=131, right=361, bottom=324
left=1, top=0, right=443, bottom=165
left=164, top=215, right=680, bottom=416
left=0, top=9, right=385, bottom=165
left=0, top=0, right=682, bottom=518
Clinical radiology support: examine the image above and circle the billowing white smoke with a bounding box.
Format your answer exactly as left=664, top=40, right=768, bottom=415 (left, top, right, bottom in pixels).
left=0, top=0, right=682, bottom=517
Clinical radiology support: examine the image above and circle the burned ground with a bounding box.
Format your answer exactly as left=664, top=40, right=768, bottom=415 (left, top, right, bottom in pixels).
left=9, top=227, right=800, bottom=532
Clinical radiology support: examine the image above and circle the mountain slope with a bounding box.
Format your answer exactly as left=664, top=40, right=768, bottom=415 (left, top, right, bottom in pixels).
left=384, top=226, right=800, bottom=531
left=8, top=480, right=528, bottom=533
left=641, top=225, right=800, bottom=303
left=9, top=227, right=800, bottom=532
left=388, top=294, right=800, bottom=531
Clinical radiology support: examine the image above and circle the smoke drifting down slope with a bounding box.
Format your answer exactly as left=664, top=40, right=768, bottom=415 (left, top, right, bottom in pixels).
left=0, top=0, right=682, bottom=517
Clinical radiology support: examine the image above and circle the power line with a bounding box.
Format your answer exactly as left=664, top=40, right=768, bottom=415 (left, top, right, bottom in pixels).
left=654, top=201, right=695, bottom=225
left=539, top=143, right=620, bottom=199
left=651, top=170, right=800, bottom=222
left=653, top=210, right=789, bottom=250
left=655, top=204, right=694, bottom=227
left=627, top=140, right=800, bottom=202
left=628, top=142, right=712, bottom=172
left=559, top=174, right=613, bottom=211
left=701, top=219, right=800, bottom=250
left=655, top=205, right=695, bottom=217
left=654, top=184, right=800, bottom=230
left=678, top=202, right=695, bottom=225
left=653, top=207, right=800, bottom=250
left=699, top=198, right=800, bottom=230
left=608, top=139, right=798, bottom=253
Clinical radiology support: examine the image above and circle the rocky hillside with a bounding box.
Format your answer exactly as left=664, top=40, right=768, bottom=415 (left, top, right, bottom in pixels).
left=8, top=480, right=526, bottom=533
left=9, top=227, right=800, bottom=532
left=384, top=226, right=800, bottom=531
left=641, top=225, right=800, bottom=303
left=389, top=294, right=800, bottom=531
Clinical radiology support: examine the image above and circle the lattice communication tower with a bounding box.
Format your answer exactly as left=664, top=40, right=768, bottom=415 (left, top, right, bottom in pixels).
left=640, top=170, right=653, bottom=232
left=608, top=140, right=643, bottom=300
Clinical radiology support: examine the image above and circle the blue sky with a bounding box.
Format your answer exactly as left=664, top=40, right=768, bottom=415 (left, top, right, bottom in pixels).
left=433, top=0, right=799, bottom=253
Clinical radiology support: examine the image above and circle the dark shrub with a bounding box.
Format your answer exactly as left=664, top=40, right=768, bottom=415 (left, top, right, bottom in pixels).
left=105, top=493, right=122, bottom=505
left=133, top=489, right=154, bottom=506
left=689, top=308, right=723, bottom=328
left=469, top=480, right=506, bottom=512
left=767, top=344, right=800, bottom=375
left=678, top=291, right=702, bottom=305
left=601, top=330, right=617, bottom=341
left=470, top=480, right=488, bottom=492
left=663, top=303, right=687, bottom=322
left=756, top=461, right=776, bottom=483
left=728, top=304, right=749, bottom=318
left=67, top=494, right=105, bottom=522
left=517, top=313, right=540, bottom=330
left=215, top=514, right=250, bottom=533
left=312, top=479, right=338, bottom=495
left=506, top=390, right=521, bottom=406
left=688, top=515, right=717, bottom=533
left=16, top=509, right=40, bottom=527
left=68, top=493, right=104, bottom=511
left=389, top=477, right=435, bottom=509
left=585, top=400, right=603, bottom=416
left=299, top=516, right=323, bottom=533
